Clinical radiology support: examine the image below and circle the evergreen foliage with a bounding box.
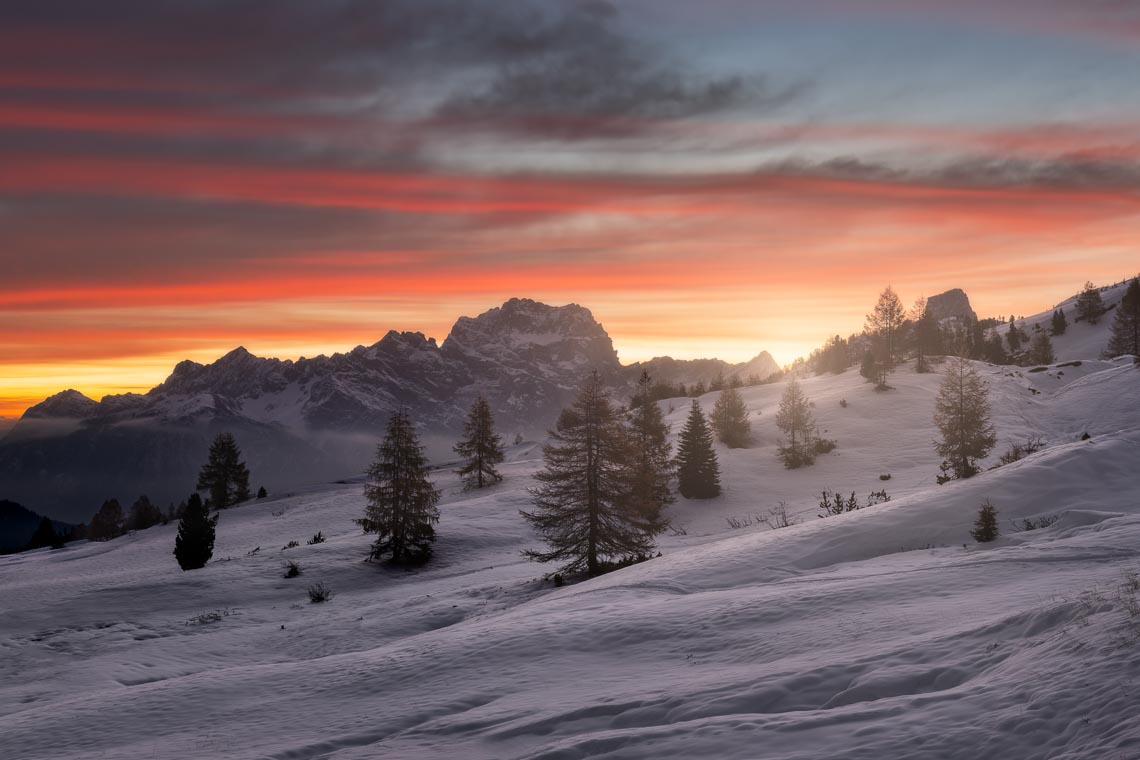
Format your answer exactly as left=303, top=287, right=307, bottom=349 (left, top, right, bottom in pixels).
left=1006, top=317, right=1023, bottom=353
left=358, top=410, right=441, bottom=565
left=913, top=299, right=941, bottom=373
left=128, top=495, right=162, bottom=531
left=26, top=516, right=63, bottom=550
left=776, top=376, right=817, bottom=468
left=971, top=500, right=999, bottom=542
left=174, top=493, right=217, bottom=570
left=934, top=357, right=997, bottom=483
left=865, top=286, right=906, bottom=367
left=1051, top=308, right=1068, bottom=336
left=522, top=372, right=662, bottom=576
left=1027, top=331, right=1055, bottom=365
left=196, top=432, right=251, bottom=509
left=984, top=333, right=1008, bottom=365
left=1106, top=278, right=1140, bottom=358
left=454, top=396, right=505, bottom=490
left=88, top=499, right=124, bottom=542
left=711, top=385, right=751, bottom=448
left=675, top=399, right=721, bottom=499
left=1076, top=281, right=1105, bottom=324
left=627, top=372, right=674, bottom=526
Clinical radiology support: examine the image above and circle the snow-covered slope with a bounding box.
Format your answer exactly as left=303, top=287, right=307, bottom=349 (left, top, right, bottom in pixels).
left=2, top=354, right=1138, bottom=759
left=1004, top=279, right=1135, bottom=364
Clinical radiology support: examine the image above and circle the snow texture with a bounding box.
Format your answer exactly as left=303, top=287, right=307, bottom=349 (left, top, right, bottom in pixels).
left=2, top=347, right=1139, bottom=758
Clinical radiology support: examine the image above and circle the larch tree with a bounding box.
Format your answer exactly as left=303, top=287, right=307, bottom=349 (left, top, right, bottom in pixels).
left=1075, top=281, right=1105, bottom=324
left=174, top=493, right=218, bottom=570
left=521, top=371, right=659, bottom=576
left=711, top=385, right=751, bottom=448
left=933, top=356, right=997, bottom=483
left=358, top=410, right=441, bottom=565
left=865, top=286, right=906, bottom=368
left=1106, top=278, right=1140, bottom=358
left=454, top=396, right=505, bottom=490
left=196, top=432, right=251, bottom=509
left=627, top=372, right=674, bottom=527
left=675, top=399, right=721, bottom=499
left=775, top=375, right=816, bottom=468
left=1028, top=331, right=1055, bottom=365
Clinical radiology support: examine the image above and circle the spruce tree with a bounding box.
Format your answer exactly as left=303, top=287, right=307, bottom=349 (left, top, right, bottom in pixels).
left=359, top=410, right=441, bottom=565
left=88, top=499, right=124, bottom=542
left=1028, top=331, right=1054, bottom=365
left=454, top=396, right=505, bottom=490
left=984, top=333, right=1008, bottom=365
left=627, top=372, right=674, bottom=526
left=128, top=495, right=162, bottom=531
left=775, top=375, right=816, bottom=468
left=522, top=372, right=660, bottom=575
left=196, top=432, right=251, bottom=509
left=25, top=516, right=61, bottom=551
left=174, top=493, right=218, bottom=570
left=675, top=400, right=721, bottom=499
left=1006, top=317, right=1023, bottom=353
left=971, top=500, right=999, bottom=542
left=934, top=357, right=997, bottom=483
left=1106, top=278, right=1140, bottom=358
left=1051, top=308, right=1068, bottom=336
left=1076, top=281, right=1105, bottom=324
left=865, top=286, right=906, bottom=367
left=711, top=385, right=751, bottom=448
left=913, top=299, right=941, bottom=373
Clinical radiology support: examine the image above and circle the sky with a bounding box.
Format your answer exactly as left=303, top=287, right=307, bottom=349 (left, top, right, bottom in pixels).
left=4, top=0, right=1140, bottom=419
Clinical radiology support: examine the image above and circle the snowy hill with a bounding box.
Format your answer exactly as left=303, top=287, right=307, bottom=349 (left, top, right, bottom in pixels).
left=0, top=299, right=778, bottom=523
left=2, top=350, right=1138, bottom=758
left=1001, top=279, right=1136, bottom=364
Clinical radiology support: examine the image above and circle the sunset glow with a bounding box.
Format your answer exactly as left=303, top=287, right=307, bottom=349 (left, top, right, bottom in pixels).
left=4, top=0, right=1140, bottom=418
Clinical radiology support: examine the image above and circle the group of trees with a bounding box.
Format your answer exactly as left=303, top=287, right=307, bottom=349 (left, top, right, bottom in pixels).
left=173, top=432, right=253, bottom=570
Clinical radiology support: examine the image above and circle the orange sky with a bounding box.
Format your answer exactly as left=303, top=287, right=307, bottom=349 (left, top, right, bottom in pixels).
left=5, top=0, right=1140, bottom=418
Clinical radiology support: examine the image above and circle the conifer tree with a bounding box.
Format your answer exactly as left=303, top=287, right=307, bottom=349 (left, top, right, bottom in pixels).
left=1028, top=331, right=1055, bottom=365
left=1076, top=281, right=1105, bottom=324
left=1106, top=278, right=1140, bottom=358
left=522, top=372, right=660, bottom=575
left=971, top=500, right=999, bottom=542
left=627, top=372, right=674, bottom=526
left=358, top=410, right=441, bottom=565
left=934, top=357, right=997, bottom=483
left=711, top=385, right=751, bottom=448
left=174, top=493, right=217, bottom=570
left=89, top=498, right=124, bottom=542
left=128, top=494, right=162, bottom=531
left=454, top=396, right=505, bottom=490
left=775, top=375, right=816, bottom=468
left=675, top=400, right=721, bottom=499
left=196, top=432, right=251, bottom=509
left=1051, top=308, right=1068, bottom=336
left=25, top=516, right=61, bottom=551
left=984, top=333, right=1008, bottom=365
left=865, top=286, right=906, bottom=367
left=912, top=298, right=941, bottom=373
left=1006, top=317, right=1023, bottom=353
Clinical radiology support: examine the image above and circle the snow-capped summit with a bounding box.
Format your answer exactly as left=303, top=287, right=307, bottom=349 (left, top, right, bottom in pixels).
left=22, top=389, right=99, bottom=419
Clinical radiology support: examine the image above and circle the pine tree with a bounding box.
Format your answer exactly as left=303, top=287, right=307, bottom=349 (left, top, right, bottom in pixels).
left=88, top=498, right=124, bottom=542
left=1028, top=331, right=1055, bottom=365
left=971, top=500, right=999, bottom=542
left=675, top=400, right=721, bottom=499
left=522, top=372, right=660, bottom=576
left=1076, top=281, right=1105, bottom=324
left=934, top=357, right=997, bottom=483
left=984, top=333, right=1008, bottom=365
left=775, top=375, right=816, bottom=468
left=25, top=516, right=61, bottom=551
left=1006, top=317, right=1023, bottom=353
left=1106, top=278, right=1140, bottom=358
left=454, top=396, right=505, bottom=490
left=1051, top=308, right=1068, bottom=336
left=174, top=493, right=218, bottom=570
left=627, top=372, right=674, bottom=526
left=912, top=298, right=941, bottom=373
left=711, top=385, right=751, bottom=448
left=865, top=286, right=906, bottom=367
left=128, top=494, right=162, bottom=531
left=358, top=410, right=441, bottom=565
left=196, top=432, right=251, bottom=509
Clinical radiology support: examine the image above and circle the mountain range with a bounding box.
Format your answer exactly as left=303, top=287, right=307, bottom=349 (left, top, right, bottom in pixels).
left=0, top=298, right=778, bottom=524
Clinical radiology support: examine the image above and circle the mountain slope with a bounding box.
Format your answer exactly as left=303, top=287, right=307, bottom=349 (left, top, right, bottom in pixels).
left=1, top=350, right=1138, bottom=759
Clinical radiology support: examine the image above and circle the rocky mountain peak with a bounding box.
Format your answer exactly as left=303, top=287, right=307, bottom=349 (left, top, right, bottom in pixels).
left=926, top=288, right=977, bottom=322
left=22, top=389, right=99, bottom=420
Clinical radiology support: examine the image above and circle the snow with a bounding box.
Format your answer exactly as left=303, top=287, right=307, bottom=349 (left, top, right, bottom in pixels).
left=1005, top=279, right=1135, bottom=364
left=2, top=353, right=1140, bottom=759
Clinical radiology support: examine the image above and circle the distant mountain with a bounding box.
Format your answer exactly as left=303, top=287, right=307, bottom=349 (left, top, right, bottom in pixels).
left=0, top=500, right=77, bottom=554
left=926, top=288, right=977, bottom=323
left=0, top=298, right=778, bottom=523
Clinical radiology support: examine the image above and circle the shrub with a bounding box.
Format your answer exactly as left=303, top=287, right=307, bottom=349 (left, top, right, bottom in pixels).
left=307, top=582, right=334, bottom=603
left=762, top=502, right=798, bottom=530
left=839, top=398, right=848, bottom=408
left=819, top=490, right=860, bottom=517
left=307, top=531, right=326, bottom=545
left=879, top=473, right=892, bottom=481
left=282, top=540, right=300, bottom=550
left=866, top=489, right=891, bottom=506
left=1013, top=515, right=1059, bottom=532
left=284, top=560, right=302, bottom=578
left=971, top=500, right=999, bottom=542
left=257, top=486, right=268, bottom=499
left=996, top=436, right=1046, bottom=467
left=814, top=437, right=838, bottom=454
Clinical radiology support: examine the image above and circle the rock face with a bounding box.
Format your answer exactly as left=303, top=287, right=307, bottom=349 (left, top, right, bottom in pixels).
left=926, top=289, right=977, bottom=323
left=0, top=299, right=777, bottom=522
